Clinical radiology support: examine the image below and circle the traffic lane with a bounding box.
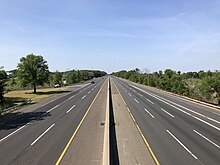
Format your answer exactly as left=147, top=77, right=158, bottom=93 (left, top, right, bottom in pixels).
left=117, top=77, right=220, bottom=125
left=113, top=79, right=200, bottom=165
left=116, top=78, right=220, bottom=132
left=9, top=83, right=105, bottom=165
left=0, top=84, right=85, bottom=134
left=114, top=79, right=219, bottom=164
left=0, top=78, right=103, bottom=140
left=116, top=78, right=220, bottom=149
left=20, top=78, right=107, bottom=165
left=132, top=81, right=220, bottom=117
left=0, top=79, right=105, bottom=165
left=133, top=84, right=220, bottom=125
left=115, top=79, right=219, bottom=164
left=150, top=89, right=220, bottom=118
left=117, top=78, right=220, bottom=131
left=126, top=82, right=220, bottom=136
left=0, top=77, right=104, bottom=145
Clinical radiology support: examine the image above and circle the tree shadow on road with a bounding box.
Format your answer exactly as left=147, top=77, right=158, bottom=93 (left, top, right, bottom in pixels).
left=25, top=90, right=71, bottom=95
left=0, top=111, right=51, bottom=130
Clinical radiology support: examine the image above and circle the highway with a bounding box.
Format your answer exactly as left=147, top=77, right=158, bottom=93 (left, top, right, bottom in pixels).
left=0, top=75, right=219, bottom=165
left=0, top=77, right=106, bottom=165
left=112, top=76, right=220, bottom=165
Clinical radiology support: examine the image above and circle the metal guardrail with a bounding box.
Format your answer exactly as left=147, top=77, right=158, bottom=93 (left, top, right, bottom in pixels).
left=0, top=98, right=32, bottom=114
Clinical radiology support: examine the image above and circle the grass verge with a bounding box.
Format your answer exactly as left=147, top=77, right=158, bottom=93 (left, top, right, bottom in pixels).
left=0, top=87, right=70, bottom=111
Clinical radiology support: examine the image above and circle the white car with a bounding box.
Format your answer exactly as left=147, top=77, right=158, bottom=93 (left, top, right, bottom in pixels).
left=54, top=84, right=61, bottom=88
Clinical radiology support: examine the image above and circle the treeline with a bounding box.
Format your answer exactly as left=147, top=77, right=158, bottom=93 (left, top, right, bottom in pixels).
left=112, top=68, right=220, bottom=105
left=8, top=69, right=106, bottom=89
left=0, top=54, right=106, bottom=102
left=0, top=67, right=7, bottom=102
left=49, top=69, right=106, bottom=86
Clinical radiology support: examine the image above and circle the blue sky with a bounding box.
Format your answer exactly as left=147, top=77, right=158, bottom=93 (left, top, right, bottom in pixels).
left=0, top=0, right=220, bottom=73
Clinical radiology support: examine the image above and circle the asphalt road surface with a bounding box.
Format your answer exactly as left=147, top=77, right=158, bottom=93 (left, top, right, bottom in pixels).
left=112, top=76, right=220, bottom=165
left=1, top=76, right=219, bottom=165
left=0, top=77, right=106, bottom=165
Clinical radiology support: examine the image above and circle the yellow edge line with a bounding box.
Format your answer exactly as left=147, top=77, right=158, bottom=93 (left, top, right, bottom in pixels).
left=55, top=80, right=106, bottom=165
left=112, top=80, right=160, bottom=165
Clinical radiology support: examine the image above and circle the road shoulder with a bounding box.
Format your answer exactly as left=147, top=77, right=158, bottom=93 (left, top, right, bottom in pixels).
left=59, top=79, right=108, bottom=165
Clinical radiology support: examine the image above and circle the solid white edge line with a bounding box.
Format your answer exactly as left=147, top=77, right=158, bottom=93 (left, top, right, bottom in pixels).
left=193, top=130, right=220, bottom=148
left=132, top=84, right=220, bottom=125
left=31, top=124, right=55, bottom=146
left=167, top=130, right=198, bottom=159
left=66, top=105, right=76, bottom=114
left=47, top=105, right=60, bottom=113
left=144, top=108, right=155, bottom=118
left=161, top=108, right=174, bottom=118
left=130, top=84, right=220, bottom=131
left=156, top=94, right=220, bottom=125
left=134, top=98, right=139, bottom=104
left=0, top=123, right=29, bottom=142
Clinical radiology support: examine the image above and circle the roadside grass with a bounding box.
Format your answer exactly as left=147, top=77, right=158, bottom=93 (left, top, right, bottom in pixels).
left=0, top=87, right=70, bottom=111
left=0, top=98, right=23, bottom=110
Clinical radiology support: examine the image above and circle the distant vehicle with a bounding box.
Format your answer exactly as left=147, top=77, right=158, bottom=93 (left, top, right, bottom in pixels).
left=54, top=84, right=61, bottom=88
left=91, top=81, right=95, bottom=84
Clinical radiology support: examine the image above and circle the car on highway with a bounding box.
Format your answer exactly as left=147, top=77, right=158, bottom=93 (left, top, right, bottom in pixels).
left=91, top=81, right=95, bottom=84
left=54, top=84, right=61, bottom=88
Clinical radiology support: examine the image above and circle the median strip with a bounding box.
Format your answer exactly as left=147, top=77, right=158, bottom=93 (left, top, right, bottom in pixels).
left=103, top=78, right=110, bottom=165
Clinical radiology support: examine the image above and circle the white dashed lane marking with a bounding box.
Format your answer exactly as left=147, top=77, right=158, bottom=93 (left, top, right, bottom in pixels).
left=144, top=108, right=155, bottom=118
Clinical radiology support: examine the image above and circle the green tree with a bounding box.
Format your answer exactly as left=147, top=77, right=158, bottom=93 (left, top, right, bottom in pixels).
left=200, top=75, right=220, bottom=104
left=0, top=67, right=7, bottom=102
left=67, top=71, right=78, bottom=84
left=80, top=70, right=89, bottom=80
left=164, top=69, right=175, bottom=79
left=53, top=70, right=63, bottom=85
left=17, top=54, right=49, bottom=93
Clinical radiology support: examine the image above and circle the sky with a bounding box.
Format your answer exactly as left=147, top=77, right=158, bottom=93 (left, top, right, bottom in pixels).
left=0, top=0, right=220, bottom=73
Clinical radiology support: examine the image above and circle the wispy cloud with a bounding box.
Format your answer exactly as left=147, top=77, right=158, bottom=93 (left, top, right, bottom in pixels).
left=38, top=16, right=77, bottom=24
left=0, top=19, right=29, bottom=35
left=75, top=30, right=148, bottom=38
